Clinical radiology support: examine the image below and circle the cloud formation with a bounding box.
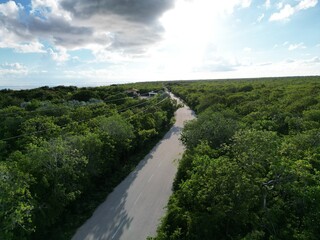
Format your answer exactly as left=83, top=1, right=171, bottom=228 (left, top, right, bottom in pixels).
left=265, top=0, right=271, bottom=9
left=0, top=63, right=28, bottom=75
left=0, top=0, right=175, bottom=57
left=257, top=13, right=265, bottom=22
left=305, top=56, right=320, bottom=63
left=0, top=0, right=257, bottom=64
left=48, top=47, right=70, bottom=63
left=288, top=42, right=306, bottom=51
left=0, top=0, right=319, bottom=85
left=60, top=0, right=174, bottom=23
left=270, top=0, right=318, bottom=21
left=0, top=1, right=93, bottom=50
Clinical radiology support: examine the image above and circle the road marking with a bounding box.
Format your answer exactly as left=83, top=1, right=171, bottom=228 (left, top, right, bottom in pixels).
left=134, top=192, right=142, bottom=206
left=147, top=174, right=154, bottom=183
left=111, top=220, right=125, bottom=239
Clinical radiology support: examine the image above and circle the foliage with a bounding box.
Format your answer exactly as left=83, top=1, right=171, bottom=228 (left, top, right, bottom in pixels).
left=0, top=161, right=34, bottom=240
left=0, top=83, right=177, bottom=239
left=181, top=109, right=239, bottom=149
left=153, top=77, right=320, bottom=240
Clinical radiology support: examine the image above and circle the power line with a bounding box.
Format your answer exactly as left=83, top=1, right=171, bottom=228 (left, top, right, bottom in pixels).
left=0, top=92, right=156, bottom=117
left=117, top=100, right=149, bottom=113
left=0, top=128, right=50, bottom=142
left=0, top=95, right=170, bottom=142
left=127, top=97, right=169, bottom=120
left=0, top=96, right=133, bottom=118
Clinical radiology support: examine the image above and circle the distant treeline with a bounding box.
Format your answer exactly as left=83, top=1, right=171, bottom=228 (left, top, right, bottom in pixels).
left=0, top=83, right=178, bottom=239
left=151, top=76, right=320, bottom=240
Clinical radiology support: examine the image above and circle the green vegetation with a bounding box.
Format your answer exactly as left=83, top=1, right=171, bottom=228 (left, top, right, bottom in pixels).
left=152, top=77, right=320, bottom=240
left=0, top=83, right=178, bottom=240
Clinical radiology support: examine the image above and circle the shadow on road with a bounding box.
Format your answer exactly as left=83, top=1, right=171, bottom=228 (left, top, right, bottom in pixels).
left=73, top=121, right=183, bottom=240
left=72, top=103, right=195, bottom=240
left=73, top=136, right=165, bottom=239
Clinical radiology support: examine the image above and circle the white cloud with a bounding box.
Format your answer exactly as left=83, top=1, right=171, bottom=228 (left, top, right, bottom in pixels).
left=316, top=43, right=320, bottom=47
left=304, top=56, right=320, bottom=63
left=0, top=0, right=20, bottom=17
left=172, top=57, right=320, bottom=80
left=0, top=0, right=174, bottom=56
left=277, top=2, right=284, bottom=9
left=258, top=62, right=272, bottom=66
left=270, top=0, right=318, bottom=22
left=288, top=42, right=306, bottom=51
left=296, top=0, right=318, bottom=10
left=265, top=0, right=271, bottom=9
left=64, top=69, right=112, bottom=79
left=312, top=57, right=320, bottom=63
left=15, top=42, right=46, bottom=53
left=0, top=63, right=28, bottom=75
left=0, top=0, right=257, bottom=73
left=286, top=58, right=295, bottom=63
left=241, top=0, right=252, bottom=8
left=48, top=46, right=70, bottom=63
left=222, top=0, right=252, bottom=14
left=0, top=1, right=47, bottom=53
left=0, top=40, right=46, bottom=53
left=257, top=13, right=265, bottom=22
left=1, top=63, right=25, bottom=70
left=230, top=58, right=320, bottom=79
left=195, top=55, right=243, bottom=72
left=269, top=4, right=295, bottom=21
left=31, top=0, right=72, bottom=21
left=243, top=47, right=252, bottom=52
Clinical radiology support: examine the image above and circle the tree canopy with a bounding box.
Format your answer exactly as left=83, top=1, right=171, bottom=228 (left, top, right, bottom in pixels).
left=152, top=77, right=320, bottom=240
left=0, top=83, right=178, bottom=239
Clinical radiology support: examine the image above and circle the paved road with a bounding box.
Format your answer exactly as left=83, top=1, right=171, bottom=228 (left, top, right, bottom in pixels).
left=72, top=95, right=195, bottom=240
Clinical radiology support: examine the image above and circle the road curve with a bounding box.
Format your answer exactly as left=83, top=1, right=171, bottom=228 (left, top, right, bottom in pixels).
left=72, top=95, right=195, bottom=240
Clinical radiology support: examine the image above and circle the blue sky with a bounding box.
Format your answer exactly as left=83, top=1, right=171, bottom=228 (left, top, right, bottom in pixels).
left=0, top=0, right=319, bottom=88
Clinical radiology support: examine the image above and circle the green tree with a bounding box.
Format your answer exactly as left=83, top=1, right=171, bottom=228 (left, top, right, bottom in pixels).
left=22, top=137, right=88, bottom=232
left=97, top=115, right=135, bottom=156
left=181, top=110, right=238, bottom=149
left=0, top=160, right=35, bottom=239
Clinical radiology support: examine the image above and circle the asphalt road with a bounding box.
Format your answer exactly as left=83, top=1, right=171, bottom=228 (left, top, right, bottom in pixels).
left=72, top=95, right=195, bottom=240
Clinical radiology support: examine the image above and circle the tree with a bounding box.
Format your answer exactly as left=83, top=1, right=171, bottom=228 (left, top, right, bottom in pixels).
left=155, top=129, right=320, bottom=240
left=96, top=115, right=135, bottom=157
left=0, top=160, right=35, bottom=239
left=22, top=137, right=88, bottom=233
left=181, top=110, right=238, bottom=149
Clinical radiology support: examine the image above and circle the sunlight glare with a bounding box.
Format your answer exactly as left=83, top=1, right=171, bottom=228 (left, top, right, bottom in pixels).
left=159, top=0, right=219, bottom=72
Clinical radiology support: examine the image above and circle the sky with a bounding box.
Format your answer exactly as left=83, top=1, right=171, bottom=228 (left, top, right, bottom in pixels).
left=0, top=0, right=319, bottom=88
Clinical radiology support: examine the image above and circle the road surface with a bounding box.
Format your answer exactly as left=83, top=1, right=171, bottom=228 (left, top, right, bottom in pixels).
left=72, top=95, right=195, bottom=240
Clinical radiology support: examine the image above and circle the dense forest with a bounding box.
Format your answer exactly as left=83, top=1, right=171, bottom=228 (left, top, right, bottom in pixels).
left=152, top=77, right=320, bottom=240
left=0, top=82, right=178, bottom=240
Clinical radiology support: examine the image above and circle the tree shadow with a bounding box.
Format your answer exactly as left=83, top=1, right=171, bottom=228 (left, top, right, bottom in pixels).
left=72, top=105, right=195, bottom=240
left=72, top=158, right=143, bottom=240
left=72, top=125, right=177, bottom=240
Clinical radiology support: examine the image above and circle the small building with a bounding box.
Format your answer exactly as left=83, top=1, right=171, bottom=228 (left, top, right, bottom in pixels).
left=148, top=91, right=157, bottom=97
left=125, top=88, right=140, bottom=97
